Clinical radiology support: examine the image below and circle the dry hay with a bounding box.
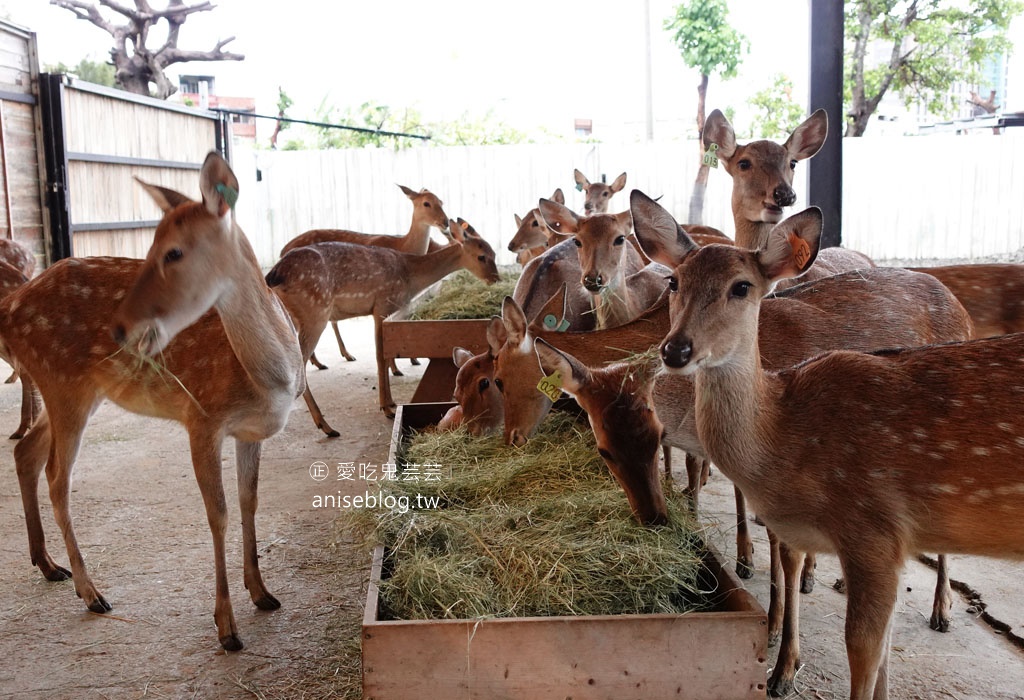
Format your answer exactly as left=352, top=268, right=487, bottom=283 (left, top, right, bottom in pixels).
left=407, top=267, right=519, bottom=320
left=350, top=412, right=710, bottom=622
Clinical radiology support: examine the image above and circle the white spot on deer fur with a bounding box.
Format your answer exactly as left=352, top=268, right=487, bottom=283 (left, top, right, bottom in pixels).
left=931, top=484, right=959, bottom=495
left=939, top=440, right=958, bottom=452
left=972, top=447, right=990, bottom=457
left=912, top=427, right=928, bottom=440
left=995, top=484, right=1024, bottom=496
left=113, top=289, right=126, bottom=301
left=997, top=422, right=1014, bottom=432
left=928, top=452, right=943, bottom=460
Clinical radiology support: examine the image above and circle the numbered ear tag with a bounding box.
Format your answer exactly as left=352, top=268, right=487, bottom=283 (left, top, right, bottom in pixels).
left=537, top=371, right=563, bottom=402
left=215, top=183, right=239, bottom=209
left=788, top=232, right=811, bottom=268
left=702, top=142, right=719, bottom=169
left=542, top=314, right=571, bottom=332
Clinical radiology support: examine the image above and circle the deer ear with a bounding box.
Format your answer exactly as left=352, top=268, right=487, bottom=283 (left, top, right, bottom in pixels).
left=630, top=189, right=698, bottom=267
left=573, top=169, right=590, bottom=190
left=501, top=296, right=529, bottom=347
left=452, top=346, right=474, bottom=368
left=198, top=151, right=238, bottom=219
left=538, top=198, right=580, bottom=234
left=531, top=282, right=569, bottom=331
left=534, top=338, right=587, bottom=396
left=486, top=316, right=506, bottom=356
left=609, top=172, right=627, bottom=193
left=136, top=178, right=192, bottom=213
left=759, top=207, right=822, bottom=283
left=702, top=109, right=737, bottom=160
left=552, top=187, right=566, bottom=205
left=514, top=213, right=523, bottom=227
left=398, top=184, right=417, bottom=198
left=785, top=109, right=828, bottom=161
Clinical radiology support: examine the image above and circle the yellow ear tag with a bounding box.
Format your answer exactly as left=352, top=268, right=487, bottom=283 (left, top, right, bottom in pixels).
left=536, top=371, right=563, bottom=402
left=788, top=232, right=811, bottom=268
left=702, top=143, right=719, bottom=169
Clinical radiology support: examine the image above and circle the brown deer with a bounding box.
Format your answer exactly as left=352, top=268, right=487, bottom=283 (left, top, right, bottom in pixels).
left=702, top=108, right=873, bottom=287
left=538, top=198, right=666, bottom=329
left=507, top=188, right=568, bottom=265
left=5, top=152, right=304, bottom=652
left=0, top=260, right=38, bottom=438
left=0, top=238, right=35, bottom=387
left=906, top=263, right=1024, bottom=339
left=267, top=218, right=500, bottom=424
left=436, top=317, right=506, bottom=436
left=649, top=205, right=1024, bottom=700
left=280, top=184, right=449, bottom=370
left=573, top=169, right=627, bottom=214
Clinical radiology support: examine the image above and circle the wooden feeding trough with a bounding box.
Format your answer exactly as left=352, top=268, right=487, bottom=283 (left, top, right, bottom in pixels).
left=381, top=317, right=490, bottom=404
left=361, top=403, right=769, bottom=700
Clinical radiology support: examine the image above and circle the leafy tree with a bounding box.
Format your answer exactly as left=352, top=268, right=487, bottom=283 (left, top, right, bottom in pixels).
left=665, top=0, right=748, bottom=223
left=270, top=87, right=293, bottom=150
left=430, top=109, right=529, bottom=146
left=51, top=0, right=244, bottom=99
left=45, top=57, right=116, bottom=86
left=746, top=74, right=805, bottom=139
left=845, top=0, right=1024, bottom=136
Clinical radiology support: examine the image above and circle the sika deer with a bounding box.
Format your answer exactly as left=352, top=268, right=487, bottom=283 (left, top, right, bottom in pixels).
left=0, top=260, right=39, bottom=438
left=508, top=188, right=568, bottom=265
left=573, top=169, right=627, bottom=214
left=5, top=152, right=304, bottom=651
left=436, top=317, right=506, bottom=436
left=280, top=184, right=449, bottom=369
left=538, top=199, right=666, bottom=329
left=702, top=108, right=873, bottom=285
left=653, top=206, right=1023, bottom=700
left=267, top=218, right=500, bottom=424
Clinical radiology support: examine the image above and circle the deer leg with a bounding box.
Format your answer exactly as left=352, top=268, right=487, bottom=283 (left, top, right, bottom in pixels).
left=14, top=412, right=71, bottom=581
left=661, top=444, right=672, bottom=481
left=409, top=357, right=421, bottom=366
left=301, top=384, right=340, bottom=437
left=768, top=539, right=805, bottom=697
left=801, top=552, right=817, bottom=594
left=374, top=314, right=397, bottom=418
left=11, top=371, right=40, bottom=439
left=734, top=487, right=754, bottom=579
left=929, top=554, right=952, bottom=632
left=682, top=453, right=703, bottom=511
left=308, top=352, right=328, bottom=370
left=331, top=321, right=356, bottom=362
left=766, top=528, right=784, bottom=648
left=840, top=549, right=900, bottom=700
left=5, top=368, right=17, bottom=383
left=189, top=429, right=241, bottom=651
left=45, top=399, right=110, bottom=613
left=389, top=358, right=404, bottom=376
left=235, top=439, right=280, bottom=611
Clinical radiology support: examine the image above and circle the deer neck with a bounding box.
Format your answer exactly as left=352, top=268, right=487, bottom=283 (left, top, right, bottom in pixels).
left=215, top=232, right=304, bottom=398
left=690, top=331, right=776, bottom=493
left=732, top=218, right=772, bottom=250
left=402, top=214, right=434, bottom=254
left=405, top=243, right=465, bottom=296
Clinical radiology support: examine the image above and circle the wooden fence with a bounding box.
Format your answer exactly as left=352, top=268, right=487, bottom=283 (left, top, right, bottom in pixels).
left=233, top=135, right=1024, bottom=269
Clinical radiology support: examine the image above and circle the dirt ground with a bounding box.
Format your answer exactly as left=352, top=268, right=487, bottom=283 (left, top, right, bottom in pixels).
left=0, top=315, right=1022, bottom=699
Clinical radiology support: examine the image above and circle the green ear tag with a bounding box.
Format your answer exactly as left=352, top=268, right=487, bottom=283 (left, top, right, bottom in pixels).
left=536, top=371, right=563, bottom=402
left=575, top=183, right=584, bottom=192
left=542, top=315, right=571, bottom=332
left=702, top=143, right=719, bottom=169
left=215, top=183, right=239, bottom=209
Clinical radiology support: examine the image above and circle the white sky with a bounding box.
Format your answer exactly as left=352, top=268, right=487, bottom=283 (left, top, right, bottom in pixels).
left=1, top=0, right=814, bottom=142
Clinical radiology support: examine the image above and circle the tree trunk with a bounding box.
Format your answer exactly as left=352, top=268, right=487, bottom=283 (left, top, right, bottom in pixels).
left=688, top=73, right=710, bottom=224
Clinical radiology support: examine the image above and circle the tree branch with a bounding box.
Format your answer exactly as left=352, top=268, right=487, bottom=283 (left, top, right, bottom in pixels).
left=50, top=0, right=119, bottom=37
left=158, top=36, right=244, bottom=67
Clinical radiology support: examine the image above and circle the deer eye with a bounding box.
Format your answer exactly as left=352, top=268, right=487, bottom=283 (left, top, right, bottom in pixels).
left=477, top=255, right=486, bottom=262
left=164, top=248, right=184, bottom=264
left=613, top=236, right=625, bottom=246
left=494, top=378, right=504, bottom=393
left=737, top=159, right=752, bottom=171
left=667, top=276, right=678, bottom=292
left=424, top=201, right=432, bottom=207
left=597, top=447, right=613, bottom=460
left=790, top=159, right=798, bottom=170
left=573, top=238, right=582, bottom=248
left=730, top=281, right=752, bottom=298
left=478, top=378, right=490, bottom=392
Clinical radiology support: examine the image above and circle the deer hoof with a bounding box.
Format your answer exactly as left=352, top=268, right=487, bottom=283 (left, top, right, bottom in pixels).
left=382, top=404, right=397, bottom=419
left=929, top=613, right=951, bottom=633
left=254, top=592, right=281, bottom=611
left=220, top=634, right=244, bottom=652
left=87, top=595, right=112, bottom=613
left=735, top=559, right=754, bottom=579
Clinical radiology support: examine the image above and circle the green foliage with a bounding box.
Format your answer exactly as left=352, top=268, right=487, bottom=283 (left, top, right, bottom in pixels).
left=45, top=57, right=116, bottom=87
left=845, top=0, right=1024, bottom=134
left=664, top=0, right=748, bottom=78
left=275, top=87, right=294, bottom=132
left=746, top=74, right=806, bottom=139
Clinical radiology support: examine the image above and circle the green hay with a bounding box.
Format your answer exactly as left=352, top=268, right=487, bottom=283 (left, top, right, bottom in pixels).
left=407, top=267, right=519, bottom=320
left=351, top=412, right=711, bottom=621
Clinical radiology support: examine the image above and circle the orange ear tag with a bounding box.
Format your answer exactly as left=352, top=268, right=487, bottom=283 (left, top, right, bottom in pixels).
left=788, top=232, right=811, bottom=268
left=536, top=371, right=563, bottom=402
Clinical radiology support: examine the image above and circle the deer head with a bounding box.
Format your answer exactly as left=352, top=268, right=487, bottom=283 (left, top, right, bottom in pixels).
left=574, top=169, right=627, bottom=215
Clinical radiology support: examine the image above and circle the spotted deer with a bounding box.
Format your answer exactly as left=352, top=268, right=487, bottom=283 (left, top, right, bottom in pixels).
left=0, top=238, right=35, bottom=388
left=648, top=205, right=1024, bottom=700
left=436, top=317, right=506, bottom=436
left=538, top=198, right=666, bottom=329
left=508, top=188, right=569, bottom=266
left=573, top=169, right=627, bottom=214
left=702, top=108, right=873, bottom=288
left=5, top=152, right=304, bottom=652
left=0, top=260, right=38, bottom=437
left=267, top=218, right=500, bottom=425
left=280, top=184, right=449, bottom=370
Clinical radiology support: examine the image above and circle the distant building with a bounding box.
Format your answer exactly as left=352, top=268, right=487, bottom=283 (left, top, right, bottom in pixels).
left=177, top=74, right=257, bottom=143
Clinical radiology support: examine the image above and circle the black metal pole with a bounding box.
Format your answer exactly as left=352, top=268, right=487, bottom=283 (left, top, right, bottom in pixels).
left=808, top=0, right=843, bottom=249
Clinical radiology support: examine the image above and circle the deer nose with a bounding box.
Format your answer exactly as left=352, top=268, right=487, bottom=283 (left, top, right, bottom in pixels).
left=661, top=338, right=692, bottom=369
left=508, top=429, right=528, bottom=447
left=583, top=274, right=604, bottom=292
left=111, top=323, right=127, bottom=345
left=773, top=184, right=796, bottom=208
